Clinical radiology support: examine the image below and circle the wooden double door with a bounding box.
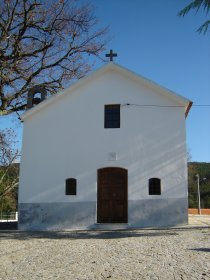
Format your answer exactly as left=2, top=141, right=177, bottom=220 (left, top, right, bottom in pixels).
left=97, top=167, right=128, bottom=223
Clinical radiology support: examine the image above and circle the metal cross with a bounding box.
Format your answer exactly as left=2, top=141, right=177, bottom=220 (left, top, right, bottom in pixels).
left=106, top=49, right=117, bottom=62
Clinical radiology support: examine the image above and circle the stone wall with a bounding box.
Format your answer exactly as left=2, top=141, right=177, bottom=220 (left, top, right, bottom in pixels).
left=188, top=208, right=210, bottom=215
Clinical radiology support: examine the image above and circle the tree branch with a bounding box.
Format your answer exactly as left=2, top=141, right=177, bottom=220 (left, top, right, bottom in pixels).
left=0, top=0, right=108, bottom=116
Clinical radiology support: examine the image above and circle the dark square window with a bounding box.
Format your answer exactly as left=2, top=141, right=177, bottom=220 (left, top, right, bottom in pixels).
left=149, top=178, right=161, bottom=195
left=66, top=178, right=77, bottom=195
left=104, top=104, right=120, bottom=128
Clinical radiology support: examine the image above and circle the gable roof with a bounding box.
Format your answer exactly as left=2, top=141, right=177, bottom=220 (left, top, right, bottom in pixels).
left=21, top=62, right=192, bottom=121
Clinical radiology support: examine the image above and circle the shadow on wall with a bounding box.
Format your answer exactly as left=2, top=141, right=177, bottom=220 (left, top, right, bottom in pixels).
left=27, top=135, right=187, bottom=203
left=123, top=115, right=187, bottom=199
left=22, top=106, right=188, bottom=205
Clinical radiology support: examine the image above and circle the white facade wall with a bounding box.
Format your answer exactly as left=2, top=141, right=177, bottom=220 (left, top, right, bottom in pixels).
left=19, top=67, right=188, bottom=230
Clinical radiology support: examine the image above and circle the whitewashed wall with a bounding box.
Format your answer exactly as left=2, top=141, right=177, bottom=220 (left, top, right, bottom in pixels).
left=19, top=66, right=188, bottom=229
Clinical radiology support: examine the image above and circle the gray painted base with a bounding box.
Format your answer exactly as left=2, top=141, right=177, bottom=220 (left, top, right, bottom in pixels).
left=18, top=198, right=188, bottom=230
left=128, top=198, right=188, bottom=228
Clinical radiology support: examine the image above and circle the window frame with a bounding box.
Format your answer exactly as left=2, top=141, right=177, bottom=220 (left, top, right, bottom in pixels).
left=104, top=104, right=120, bottom=129
left=148, top=178, right=161, bottom=195
left=65, top=178, right=77, bottom=195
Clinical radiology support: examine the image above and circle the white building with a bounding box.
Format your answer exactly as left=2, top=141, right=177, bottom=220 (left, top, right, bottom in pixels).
left=18, top=62, right=192, bottom=230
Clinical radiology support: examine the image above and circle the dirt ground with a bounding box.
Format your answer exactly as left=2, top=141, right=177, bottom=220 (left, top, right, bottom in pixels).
left=0, top=215, right=209, bottom=280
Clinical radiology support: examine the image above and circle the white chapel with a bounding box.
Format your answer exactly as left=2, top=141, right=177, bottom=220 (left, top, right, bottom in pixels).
left=18, top=61, right=192, bottom=230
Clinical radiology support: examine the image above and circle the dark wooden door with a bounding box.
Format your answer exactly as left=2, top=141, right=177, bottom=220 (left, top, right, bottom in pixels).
left=97, top=167, right=128, bottom=223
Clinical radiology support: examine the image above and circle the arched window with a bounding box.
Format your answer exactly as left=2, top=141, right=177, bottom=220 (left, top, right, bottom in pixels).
left=149, top=178, right=161, bottom=195
left=66, top=178, right=77, bottom=195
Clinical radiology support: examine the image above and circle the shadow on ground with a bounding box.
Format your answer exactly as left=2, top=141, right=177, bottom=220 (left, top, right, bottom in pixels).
left=0, top=226, right=209, bottom=240
left=0, top=222, right=17, bottom=230
left=189, top=248, right=210, bottom=253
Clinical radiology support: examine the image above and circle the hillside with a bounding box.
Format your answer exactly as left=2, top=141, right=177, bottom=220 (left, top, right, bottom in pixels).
left=188, top=162, right=210, bottom=208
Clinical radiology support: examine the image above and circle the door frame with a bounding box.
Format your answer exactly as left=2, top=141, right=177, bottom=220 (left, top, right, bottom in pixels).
left=97, top=167, right=128, bottom=223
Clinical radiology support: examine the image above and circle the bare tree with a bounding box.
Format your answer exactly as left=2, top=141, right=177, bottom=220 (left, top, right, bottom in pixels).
left=0, top=129, right=19, bottom=212
left=0, top=0, right=108, bottom=116
left=178, top=0, right=210, bottom=34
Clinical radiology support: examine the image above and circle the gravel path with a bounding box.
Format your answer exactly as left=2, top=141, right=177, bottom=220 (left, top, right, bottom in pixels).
left=0, top=225, right=210, bottom=279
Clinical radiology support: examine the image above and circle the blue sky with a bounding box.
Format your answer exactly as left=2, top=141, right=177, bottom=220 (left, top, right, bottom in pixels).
left=1, top=0, right=210, bottom=162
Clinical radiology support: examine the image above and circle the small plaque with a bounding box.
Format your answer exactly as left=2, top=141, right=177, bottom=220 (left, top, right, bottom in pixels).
left=108, top=152, right=117, bottom=161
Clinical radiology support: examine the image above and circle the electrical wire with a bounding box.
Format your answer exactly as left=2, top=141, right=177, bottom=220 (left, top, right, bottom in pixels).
left=121, top=103, right=210, bottom=108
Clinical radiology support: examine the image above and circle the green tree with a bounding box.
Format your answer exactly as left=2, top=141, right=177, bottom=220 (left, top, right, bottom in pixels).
left=0, top=129, right=19, bottom=212
left=188, top=162, right=210, bottom=209
left=0, top=0, right=108, bottom=116
left=178, top=0, right=210, bottom=34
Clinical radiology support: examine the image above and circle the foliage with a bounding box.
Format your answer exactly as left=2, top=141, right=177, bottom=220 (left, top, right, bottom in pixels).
left=188, top=162, right=210, bottom=208
left=178, top=0, right=210, bottom=34
left=0, top=129, right=19, bottom=212
left=0, top=0, right=108, bottom=116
